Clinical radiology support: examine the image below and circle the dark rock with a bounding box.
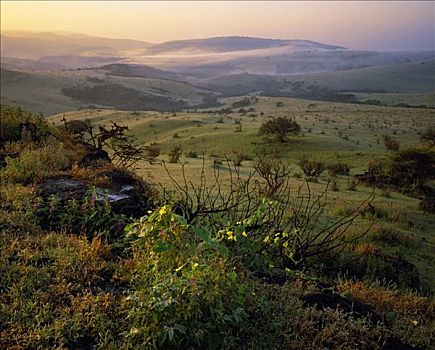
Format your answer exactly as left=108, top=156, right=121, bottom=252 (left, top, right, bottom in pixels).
left=95, top=170, right=149, bottom=218
left=39, top=177, right=88, bottom=201
left=0, top=153, right=7, bottom=168
left=419, top=186, right=435, bottom=213
left=66, top=335, right=97, bottom=350
left=420, top=195, right=435, bottom=213
left=367, top=251, right=420, bottom=291
left=302, top=289, right=384, bottom=325
left=38, top=170, right=149, bottom=218
left=381, top=337, right=424, bottom=350
left=78, top=142, right=111, bottom=167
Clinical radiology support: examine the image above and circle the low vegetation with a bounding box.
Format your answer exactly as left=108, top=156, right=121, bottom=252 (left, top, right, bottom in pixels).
left=1, top=103, right=434, bottom=349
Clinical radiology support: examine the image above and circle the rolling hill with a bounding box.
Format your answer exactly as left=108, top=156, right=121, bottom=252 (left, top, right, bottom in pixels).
left=0, top=66, right=221, bottom=115
left=144, top=36, right=345, bottom=55
left=198, top=59, right=435, bottom=95
left=0, top=31, right=152, bottom=60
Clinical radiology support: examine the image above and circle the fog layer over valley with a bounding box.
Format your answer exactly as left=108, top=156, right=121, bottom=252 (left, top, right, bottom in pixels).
left=1, top=31, right=434, bottom=115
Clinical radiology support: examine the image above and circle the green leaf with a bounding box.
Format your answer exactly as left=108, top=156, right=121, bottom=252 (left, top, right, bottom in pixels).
left=194, top=227, right=211, bottom=242
left=153, top=242, right=174, bottom=253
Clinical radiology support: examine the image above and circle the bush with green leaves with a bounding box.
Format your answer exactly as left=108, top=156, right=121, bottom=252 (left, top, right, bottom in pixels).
left=259, top=117, right=301, bottom=142
left=163, top=160, right=373, bottom=273
left=123, top=205, right=247, bottom=348
left=361, top=147, right=435, bottom=192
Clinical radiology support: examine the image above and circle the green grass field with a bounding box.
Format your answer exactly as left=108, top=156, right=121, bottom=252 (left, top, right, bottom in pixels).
left=48, top=96, right=435, bottom=291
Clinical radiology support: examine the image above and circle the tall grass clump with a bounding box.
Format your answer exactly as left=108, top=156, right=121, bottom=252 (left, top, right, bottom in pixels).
left=2, top=143, right=70, bottom=183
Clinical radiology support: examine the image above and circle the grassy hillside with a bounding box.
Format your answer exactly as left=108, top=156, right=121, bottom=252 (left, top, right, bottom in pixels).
left=293, top=59, right=435, bottom=93
left=48, top=97, right=435, bottom=291
left=199, top=59, right=435, bottom=95
left=0, top=67, right=221, bottom=115
left=0, top=68, right=84, bottom=115
left=2, top=101, right=435, bottom=349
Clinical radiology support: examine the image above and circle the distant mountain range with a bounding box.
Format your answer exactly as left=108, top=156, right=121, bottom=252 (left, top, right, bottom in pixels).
left=1, top=31, right=434, bottom=115
left=1, top=31, right=345, bottom=60
left=144, top=36, right=345, bottom=54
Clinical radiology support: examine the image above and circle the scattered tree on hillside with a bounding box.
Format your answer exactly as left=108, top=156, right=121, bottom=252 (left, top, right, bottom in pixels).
left=168, top=144, right=182, bottom=163
left=259, top=117, right=301, bottom=142
left=383, top=135, right=400, bottom=151
left=298, top=156, right=326, bottom=178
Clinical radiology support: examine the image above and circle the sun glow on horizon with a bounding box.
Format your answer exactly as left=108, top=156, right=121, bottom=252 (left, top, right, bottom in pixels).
left=1, top=1, right=434, bottom=50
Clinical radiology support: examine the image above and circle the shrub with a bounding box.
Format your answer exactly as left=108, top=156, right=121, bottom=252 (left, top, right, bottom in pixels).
left=232, top=151, right=252, bottom=166
left=259, top=117, right=301, bottom=142
left=383, top=135, right=400, bottom=151
left=124, top=206, right=247, bottom=348
left=253, top=157, right=292, bottom=196
left=347, top=178, right=358, bottom=191
left=327, top=162, right=350, bottom=176
left=420, top=126, right=435, bottom=147
left=368, top=225, right=421, bottom=248
left=360, top=147, right=435, bottom=192
left=164, top=161, right=374, bottom=271
left=168, top=145, right=182, bottom=163
left=234, top=121, right=242, bottom=133
left=146, top=145, right=161, bottom=159
left=298, top=156, right=326, bottom=177
left=390, top=147, right=435, bottom=190
left=186, top=150, right=199, bottom=158
left=231, top=98, right=251, bottom=108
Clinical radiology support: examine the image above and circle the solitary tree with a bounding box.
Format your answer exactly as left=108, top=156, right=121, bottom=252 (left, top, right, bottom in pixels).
left=259, top=117, right=301, bottom=142
left=383, top=135, right=400, bottom=151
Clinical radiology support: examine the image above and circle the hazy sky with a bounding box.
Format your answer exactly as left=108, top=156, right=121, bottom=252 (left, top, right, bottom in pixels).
left=1, top=1, right=434, bottom=50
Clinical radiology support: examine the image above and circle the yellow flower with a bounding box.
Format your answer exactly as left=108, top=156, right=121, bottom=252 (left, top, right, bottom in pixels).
left=159, top=206, right=168, bottom=215
left=192, top=262, right=199, bottom=269
left=241, top=231, right=248, bottom=237
left=226, top=231, right=236, bottom=241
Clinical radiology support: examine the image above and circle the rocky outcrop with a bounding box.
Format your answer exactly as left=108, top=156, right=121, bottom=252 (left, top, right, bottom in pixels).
left=302, top=289, right=383, bottom=324
left=77, top=141, right=111, bottom=167
left=364, top=250, right=420, bottom=291
left=38, top=171, right=150, bottom=219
